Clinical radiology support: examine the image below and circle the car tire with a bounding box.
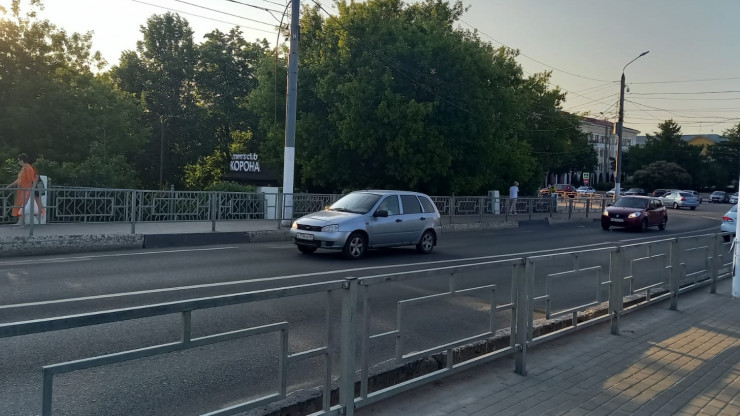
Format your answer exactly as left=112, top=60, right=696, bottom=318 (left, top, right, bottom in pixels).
left=416, top=230, right=435, bottom=254
left=298, top=245, right=317, bottom=254
left=673, top=202, right=679, bottom=209
left=690, top=206, right=696, bottom=210
left=658, top=217, right=667, bottom=231
left=342, top=232, right=367, bottom=259
left=723, top=234, right=732, bottom=243
left=640, top=218, right=648, bottom=232
left=602, top=224, right=609, bottom=231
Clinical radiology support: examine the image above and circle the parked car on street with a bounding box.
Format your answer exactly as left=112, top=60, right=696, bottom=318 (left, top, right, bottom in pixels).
left=682, top=190, right=702, bottom=203
left=721, top=205, right=737, bottom=242
left=601, top=196, right=667, bottom=232
left=651, top=189, right=670, bottom=197
left=730, top=192, right=739, bottom=204
left=624, top=188, right=647, bottom=196
left=605, top=188, right=626, bottom=197
left=538, top=184, right=577, bottom=197
left=660, top=190, right=699, bottom=210
left=576, top=186, right=595, bottom=194
left=710, top=191, right=730, bottom=203
left=290, top=190, right=441, bottom=259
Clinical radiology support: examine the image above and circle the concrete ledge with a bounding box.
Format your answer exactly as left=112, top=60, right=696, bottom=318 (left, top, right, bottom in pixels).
left=0, top=234, right=144, bottom=257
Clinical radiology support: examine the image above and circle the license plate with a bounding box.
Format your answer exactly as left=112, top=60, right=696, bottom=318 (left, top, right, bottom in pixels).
left=612, top=219, right=624, bottom=223
left=296, top=233, right=314, bottom=240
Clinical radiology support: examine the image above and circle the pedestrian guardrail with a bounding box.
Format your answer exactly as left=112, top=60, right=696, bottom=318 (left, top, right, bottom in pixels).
left=0, top=234, right=731, bottom=415
left=2, top=187, right=608, bottom=233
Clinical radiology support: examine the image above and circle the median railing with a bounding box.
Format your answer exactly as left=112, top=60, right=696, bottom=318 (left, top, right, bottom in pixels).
left=2, top=186, right=607, bottom=232
left=0, top=234, right=731, bottom=416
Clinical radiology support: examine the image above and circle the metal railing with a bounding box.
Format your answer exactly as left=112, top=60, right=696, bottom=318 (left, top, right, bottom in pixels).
left=2, top=186, right=607, bottom=229
left=0, top=233, right=731, bottom=416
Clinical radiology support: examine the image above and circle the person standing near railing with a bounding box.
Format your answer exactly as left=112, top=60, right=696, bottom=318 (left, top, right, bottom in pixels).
left=5, top=153, right=45, bottom=225
left=508, top=181, right=519, bottom=214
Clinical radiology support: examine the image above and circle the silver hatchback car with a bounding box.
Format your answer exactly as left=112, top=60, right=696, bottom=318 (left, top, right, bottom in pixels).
left=290, top=190, right=441, bottom=259
left=660, top=190, right=699, bottom=210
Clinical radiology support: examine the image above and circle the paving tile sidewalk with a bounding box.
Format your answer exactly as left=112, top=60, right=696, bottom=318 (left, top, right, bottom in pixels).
left=356, top=278, right=740, bottom=416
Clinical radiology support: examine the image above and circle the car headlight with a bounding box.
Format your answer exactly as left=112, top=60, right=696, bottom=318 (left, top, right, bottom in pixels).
left=291, top=221, right=298, bottom=229
left=628, top=212, right=642, bottom=218
left=602, top=210, right=609, bottom=216
left=321, top=224, right=339, bottom=233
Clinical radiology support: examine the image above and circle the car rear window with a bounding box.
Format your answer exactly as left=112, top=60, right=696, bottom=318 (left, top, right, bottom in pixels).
left=679, top=192, right=692, bottom=197
left=401, top=195, right=423, bottom=214
left=419, top=196, right=436, bottom=213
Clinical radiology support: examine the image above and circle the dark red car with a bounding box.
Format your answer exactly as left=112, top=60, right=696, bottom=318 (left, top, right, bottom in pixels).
left=601, top=196, right=668, bottom=231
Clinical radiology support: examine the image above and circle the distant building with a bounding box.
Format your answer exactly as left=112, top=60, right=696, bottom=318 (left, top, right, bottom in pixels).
left=635, top=134, right=726, bottom=155
left=580, top=117, right=640, bottom=184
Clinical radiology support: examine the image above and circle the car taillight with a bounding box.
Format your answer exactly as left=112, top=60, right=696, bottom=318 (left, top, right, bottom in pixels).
left=681, top=197, right=685, bottom=201
left=724, top=216, right=734, bottom=222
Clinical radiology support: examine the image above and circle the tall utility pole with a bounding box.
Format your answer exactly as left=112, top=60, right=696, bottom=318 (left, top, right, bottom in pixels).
left=282, top=0, right=300, bottom=225
left=615, top=51, right=649, bottom=200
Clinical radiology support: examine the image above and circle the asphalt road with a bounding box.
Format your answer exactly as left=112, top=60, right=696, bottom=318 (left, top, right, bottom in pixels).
left=0, top=202, right=729, bottom=416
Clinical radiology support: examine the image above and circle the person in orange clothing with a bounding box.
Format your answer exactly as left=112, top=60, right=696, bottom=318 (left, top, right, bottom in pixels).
left=5, top=153, right=45, bottom=224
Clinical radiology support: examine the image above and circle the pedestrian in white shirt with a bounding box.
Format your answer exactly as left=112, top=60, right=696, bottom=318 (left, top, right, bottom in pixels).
left=509, top=181, right=519, bottom=214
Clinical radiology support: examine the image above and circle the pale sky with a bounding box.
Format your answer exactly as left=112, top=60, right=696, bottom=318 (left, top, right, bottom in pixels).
left=4, top=0, right=740, bottom=136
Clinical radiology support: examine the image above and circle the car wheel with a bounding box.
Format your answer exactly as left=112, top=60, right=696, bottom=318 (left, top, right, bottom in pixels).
left=297, top=245, right=317, bottom=254
left=690, top=206, right=696, bottom=210
left=673, top=202, right=679, bottom=209
left=602, top=224, right=609, bottom=231
left=724, top=234, right=732, bottom=243
left=416, top=230, right=435, bottom=254
left=658, top=217, right=667, bottom=231
left=640, top=218, right=648, bottom=232
left=342, top=232, right=367, bottom=259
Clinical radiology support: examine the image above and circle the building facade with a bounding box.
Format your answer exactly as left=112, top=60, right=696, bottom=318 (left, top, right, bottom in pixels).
left=580, top=117, right=640, bottom=184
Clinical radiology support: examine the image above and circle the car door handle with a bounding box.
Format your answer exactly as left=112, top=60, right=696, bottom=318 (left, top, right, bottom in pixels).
left=395, top=219, right=403, bottom=223
left=419, top=217, right=426, bottom=220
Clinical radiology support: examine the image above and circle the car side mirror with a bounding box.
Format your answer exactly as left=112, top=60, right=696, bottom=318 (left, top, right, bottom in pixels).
left=374, top=209, right=388, bottom=218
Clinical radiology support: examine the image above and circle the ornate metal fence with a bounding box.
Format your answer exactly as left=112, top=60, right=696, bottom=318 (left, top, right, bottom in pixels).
left=1, top=187, right=607, bottom=226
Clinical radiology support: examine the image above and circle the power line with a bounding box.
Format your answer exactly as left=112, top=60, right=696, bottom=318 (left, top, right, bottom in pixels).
left=131, top=0, right=277, bottom=33
left=458, top=18, right=615, bottom=83
left=630, top=76, right=740, bottom=85
left=631, top=90, right=740, bottom=96
left=173, top=0, right=278, bottom=27
left=223, top=0, right=284, bottom=14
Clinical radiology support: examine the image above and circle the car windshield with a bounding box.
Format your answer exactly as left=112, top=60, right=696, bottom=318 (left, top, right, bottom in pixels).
left=612, top=197, right=648, bottom=209
left=712, top=192, right=724, bottom=195
left=329, top=192, right=382, bottom=214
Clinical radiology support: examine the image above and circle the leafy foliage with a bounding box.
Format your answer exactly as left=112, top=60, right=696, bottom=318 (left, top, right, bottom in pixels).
left=631, top=161, right=692, bottom=191
left=0, top=0, right=147, bottom=186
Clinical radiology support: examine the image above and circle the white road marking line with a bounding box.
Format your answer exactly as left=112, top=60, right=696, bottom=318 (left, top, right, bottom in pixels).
left=0, top=247, right=239, bottom=267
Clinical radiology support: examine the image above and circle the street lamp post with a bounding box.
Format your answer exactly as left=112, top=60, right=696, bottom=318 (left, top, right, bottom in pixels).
left=159, top=115, right=165, bottom=189
left=615, top=51, right=649, bottom=200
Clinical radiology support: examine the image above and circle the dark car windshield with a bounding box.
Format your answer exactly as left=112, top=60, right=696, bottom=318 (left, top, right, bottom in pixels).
left=612, top=197, right=648, bottom=209
left=329, top=192, right=382, bottom=214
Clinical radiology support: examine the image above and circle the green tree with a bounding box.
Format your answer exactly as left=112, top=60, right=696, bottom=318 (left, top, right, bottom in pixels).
left=623, top=119, right=706, bottom=187
left=248, top=0, right=584, bottom=195
left=111, top=12, right=203, bottom=188
left=0, top=0, right=147, bottom=187
left=631, top=161, right=692, bottom=190
left=705, top=123, right=740, bottom=189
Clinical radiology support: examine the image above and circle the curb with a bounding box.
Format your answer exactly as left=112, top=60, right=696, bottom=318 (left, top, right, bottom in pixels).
left=0, top=234, right=144, bottom=257
left=0, top=217, right=587, bottom=258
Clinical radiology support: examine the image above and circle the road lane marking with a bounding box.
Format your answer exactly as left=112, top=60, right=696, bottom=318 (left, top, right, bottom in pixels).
left=1, top=228, right=723, bottom=310
left=0, top=246, right=239, bottom=267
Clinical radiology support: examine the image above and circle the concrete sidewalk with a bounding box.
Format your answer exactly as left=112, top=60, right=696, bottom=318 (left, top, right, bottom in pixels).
left=356, top=277, right=740, bottom=416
